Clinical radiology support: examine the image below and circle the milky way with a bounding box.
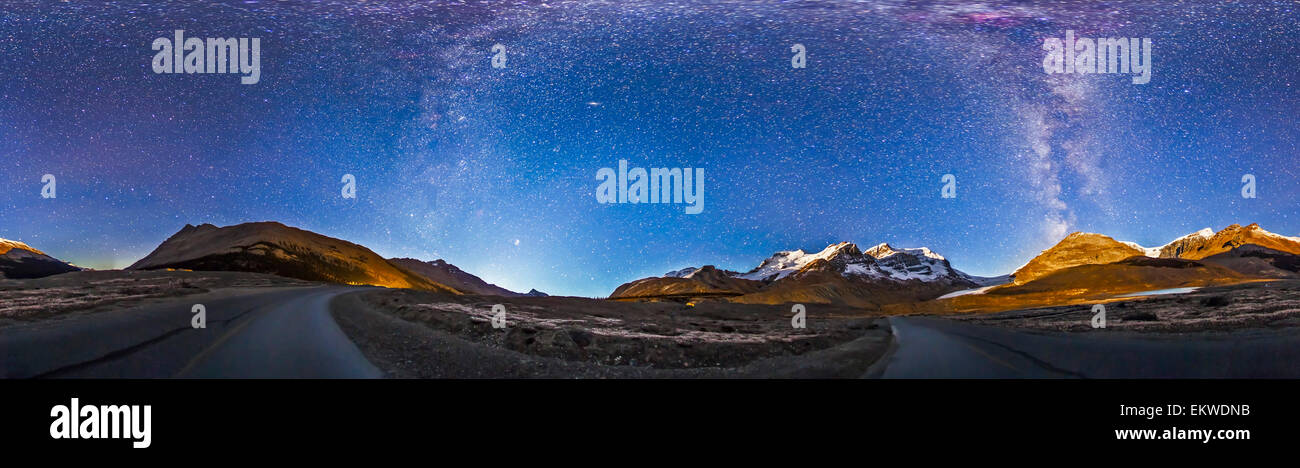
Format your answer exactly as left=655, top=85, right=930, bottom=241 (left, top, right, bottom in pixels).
left=1, top=1, right=1297, bottom=296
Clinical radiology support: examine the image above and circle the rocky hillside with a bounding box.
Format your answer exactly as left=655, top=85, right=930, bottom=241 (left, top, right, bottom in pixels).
left=1160, top=223, right=1300, bottom=260
left=129, top=222, right=458, bottom=292
left=1012, top=233, right=1146, bottom=284
left=1013, top=224, right=1300, bottom=284
left=0, top=238, right=80, bottom=279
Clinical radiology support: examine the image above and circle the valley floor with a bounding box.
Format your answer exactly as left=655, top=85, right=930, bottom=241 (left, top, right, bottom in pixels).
left=330, top=289, right=893, bottom=378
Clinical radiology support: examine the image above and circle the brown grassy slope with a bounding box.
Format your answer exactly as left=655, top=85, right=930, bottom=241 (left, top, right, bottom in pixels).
left=130, top=222, right=459, bottom=293
left=1011, top=232, right=1145, bottom=285
left=889, top=257, right=1254, bottom=315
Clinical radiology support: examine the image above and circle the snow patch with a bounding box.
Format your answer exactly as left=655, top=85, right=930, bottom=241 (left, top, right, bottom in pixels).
left=1120, top=241, right=1161, bottom=257
left=665, top=267, right=699, bottom=278
left=938, top=285, right=1000, bottom=299
left=736, top=242, right=856, bottom=281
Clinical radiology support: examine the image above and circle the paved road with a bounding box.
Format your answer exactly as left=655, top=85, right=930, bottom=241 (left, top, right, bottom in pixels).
left=0, top=286, right=382, bottom=378
left=877, top=316, right=1300, bottom=378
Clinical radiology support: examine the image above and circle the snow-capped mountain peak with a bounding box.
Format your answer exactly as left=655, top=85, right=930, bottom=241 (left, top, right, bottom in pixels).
left=0, top=238, right=44, bottom=256
left=665, top=267, right=699, bottom=278
left=1159, top=227, right=1213, bottom=247
left=736, top=242, right=862, bottom=281
left=1150, top=224, right=1300, bottom=260
left=1140, top=227, right=1214, bottom=257
left=729, top=241, right=969, bottom=284
left=1109, top=228, right=1216, bottom=258
left=864, top=242, right=894, bottom=257
left=1247, top=224, right=1299, bottom=242
left=1, top=237, right=80, bottom=279
left=864, top=242, right=946, bottom=261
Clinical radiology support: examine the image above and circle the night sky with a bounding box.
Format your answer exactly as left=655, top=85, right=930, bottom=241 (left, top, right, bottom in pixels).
left=2, top=1, right=1297, bottom=297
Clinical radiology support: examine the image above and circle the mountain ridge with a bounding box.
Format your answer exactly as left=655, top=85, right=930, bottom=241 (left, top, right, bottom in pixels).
left=387, top=257, right=525, bottom=297
left=128, top=221, right=459, bottom=292
left=0, top=237, right=80, bottom=279
left=610, top=241, right=986, bottom=307
left=1014, top=224, right=1300, bottom=283
left=612, top=223, right=1299, bottom=308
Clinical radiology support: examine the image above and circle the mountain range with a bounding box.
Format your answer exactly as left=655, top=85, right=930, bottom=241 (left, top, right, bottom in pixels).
left=901, top=224, right=1300, bottom=314
left=124, top=222, right=542, bottom=296
left=1011, top=223, right=1300, bottom=284
left=612, top=223, right=1300, bottom=309
left=5, top=221, right=1298, bottom=310
left=610, top=241, right=1000, bottom=307
left=126, top=222, right=458, bottom=292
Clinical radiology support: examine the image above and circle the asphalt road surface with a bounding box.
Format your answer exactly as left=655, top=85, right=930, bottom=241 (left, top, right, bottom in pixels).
left=877, top=316, right=1300, bottom=378
left=0, top=286, right=382, bottom=378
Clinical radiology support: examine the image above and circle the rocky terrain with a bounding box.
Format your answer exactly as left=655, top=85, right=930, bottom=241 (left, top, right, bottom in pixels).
left=332, top=287, right=892, bottom=377
left=1158, top=223, right=1300, bottom=260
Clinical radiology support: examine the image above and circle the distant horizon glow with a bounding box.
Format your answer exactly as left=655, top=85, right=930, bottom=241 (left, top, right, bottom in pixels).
left=2, top=1, right=1297, bottom=296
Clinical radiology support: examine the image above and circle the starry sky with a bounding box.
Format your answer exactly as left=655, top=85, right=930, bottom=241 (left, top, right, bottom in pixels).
left=2, top=1, right=1297, bottom=297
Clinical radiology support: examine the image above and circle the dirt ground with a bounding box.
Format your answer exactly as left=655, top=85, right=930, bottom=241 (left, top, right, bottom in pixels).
left=331, top=289, right=894, bottom=378
left=950, top=280, right=1300, bottom=333
left=0, top=270, right=313, bottom=328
